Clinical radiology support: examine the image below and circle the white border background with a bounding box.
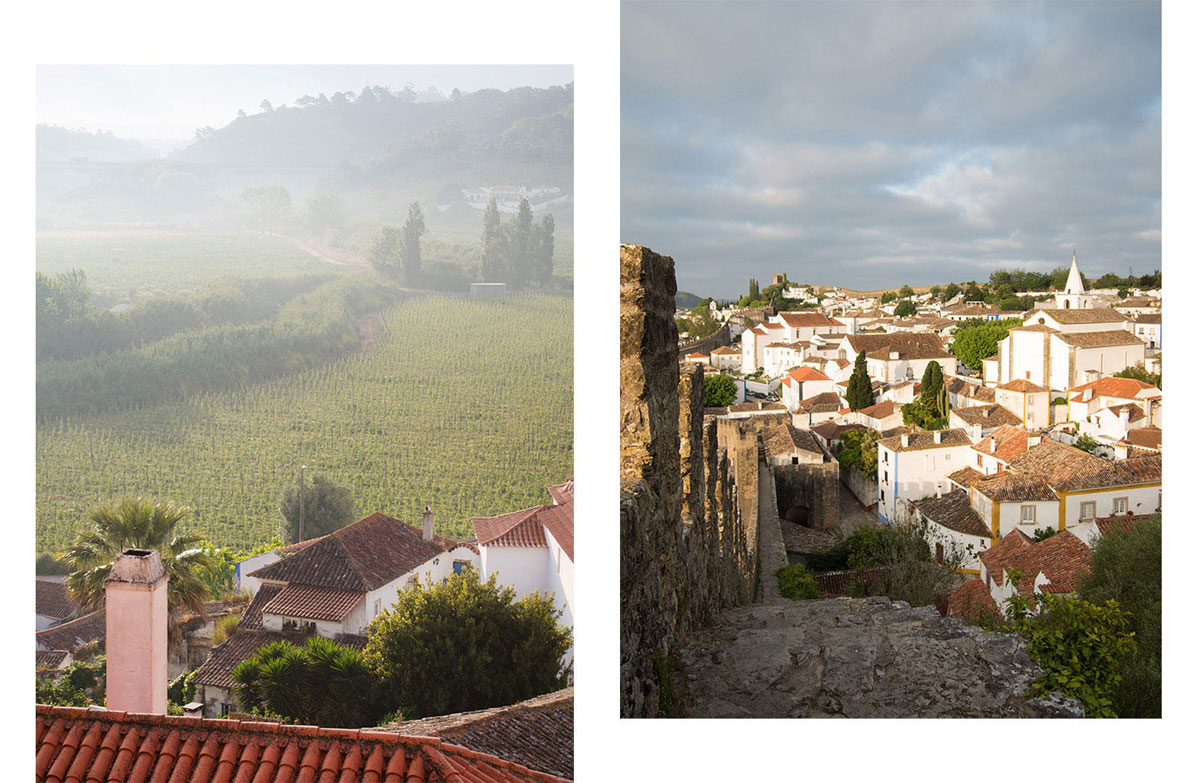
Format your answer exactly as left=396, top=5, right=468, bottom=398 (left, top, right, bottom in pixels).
left=3, top=0, right=1196, bottom=779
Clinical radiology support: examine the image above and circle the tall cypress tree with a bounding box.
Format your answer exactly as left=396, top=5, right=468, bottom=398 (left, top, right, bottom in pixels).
left=399, top=201, right=425, bottom=286
left=481, top=199, right=503, bottom=282
left=846, top=350, right=873, bottom=410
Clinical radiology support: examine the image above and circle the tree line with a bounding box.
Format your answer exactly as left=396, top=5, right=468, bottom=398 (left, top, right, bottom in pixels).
left=370, top=198, right=557, bottom=291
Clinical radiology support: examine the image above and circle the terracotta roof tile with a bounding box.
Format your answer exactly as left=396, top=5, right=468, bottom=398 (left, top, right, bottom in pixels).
left=36, top=609, right=104, bottom=653
left=473, top=508, right=546, bottom=549
left=1068, top=376, right=1157, bottom=399
left=945, top=578, right=1001, bottom=624
left=949, top=404, right=1021, bottom=428
left=1006, top=441, right=1160, bottom=492
left=36, top=650, right=69, bottom=670
left=1006, top=531, right=1092, bottom=595
left=237, top=584, right=283, bottom=631
left=878, top=428, right=970, bottom=452
left=192, top=631, right=290, bottom=690
left=971, top=425, right=1036, bottom=462
left=249, top=513, right=463, bottom=591
left=777, top=311, right=840, bottom=328
left=1054, top=329, right=1142, bottom=348
left=912, top=489, right=990, bottom=537
left=762, top=423, right=824, bottom=460
left=845, top=332, right=952, bottom=361
left=261, top=584, right=365, bottom=623
left=980, top=529, right=1034, bottom=587
left=1121, top=426, right=1161, bottom=451
left=784, top=366, right=831, bottom=384
left=1035, top=308, right=1127, bottom=324
left=796, top=391, right=842, bottom=413
left=36, top=580, right=78, bottom=621
left=947, top=467, right=986, bottom=488
left=997, top=378, right=1048, bottom=393
left=972, top=472, right=1059, bottom=502
left=539, top=499, right=574, bottom=562
left=379, top=689, right=573, bottom=780
left=34, top=706, right=570, bottom=783
left=858, top=400, right=900, bottom=420
left=1096, top=513, right=1158, bottom=537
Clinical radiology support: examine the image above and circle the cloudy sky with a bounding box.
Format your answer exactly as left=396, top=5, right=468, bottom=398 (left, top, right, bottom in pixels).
left=622, top=1, right=1161, bottom=297
left=38, top=64, right=573, bottom=145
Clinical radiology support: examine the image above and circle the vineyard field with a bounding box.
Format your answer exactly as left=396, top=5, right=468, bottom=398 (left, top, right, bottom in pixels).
left=36, top=293, right=572, bottom=554
left=36, top=232, right=335, bottom=305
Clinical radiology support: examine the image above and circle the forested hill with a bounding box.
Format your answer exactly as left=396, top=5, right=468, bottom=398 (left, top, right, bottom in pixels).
left=177, top=84, right=573, bottom=169
left=37, top=125, right=157, bottom=163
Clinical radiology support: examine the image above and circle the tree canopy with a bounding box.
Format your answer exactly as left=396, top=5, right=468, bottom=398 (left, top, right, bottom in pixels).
left=233, top=636, right=378, bottom=726
left=702, top=373, right=737, bottom=407
left=365, top=568, right=571, bottom=719
left=950, top=317, right=1022, bottom=372
left=845, top=351, right=873, bottom=410
left=279, top=472, right=358, bottom=544
left=893, top=300, right=916, bottom=317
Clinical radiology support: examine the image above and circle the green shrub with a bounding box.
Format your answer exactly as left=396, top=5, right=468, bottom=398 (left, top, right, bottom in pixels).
left=776, top=564, right=820, bottom=599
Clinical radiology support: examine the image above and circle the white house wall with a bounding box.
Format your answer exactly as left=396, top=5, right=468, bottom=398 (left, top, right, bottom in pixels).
left=235, top=551, right=281, bottom=595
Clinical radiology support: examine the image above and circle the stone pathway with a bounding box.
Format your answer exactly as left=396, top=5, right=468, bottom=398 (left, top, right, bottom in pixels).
left=835, top=481, right=883, bottom=538
left=757, top=463, right=788, bottom=604
left=678, top=597, right=1081, bottom=718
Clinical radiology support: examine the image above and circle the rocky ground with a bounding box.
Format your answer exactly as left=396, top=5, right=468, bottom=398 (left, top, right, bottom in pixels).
left=679, top=597, right=1082, bottom=718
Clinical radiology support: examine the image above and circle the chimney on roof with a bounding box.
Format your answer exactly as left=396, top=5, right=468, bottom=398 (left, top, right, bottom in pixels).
left=990, top=438, right=997, bottom=454
left=901, top=434, right=910, bottom=448
left=104, top=549, right=168, bottom=715
left=422, top=504, right=434, bottom=541
left=1118, top=407, right=1130, bottom=426
left=934, top=430, right=943, bottom=444
left=1028, top=435, right=1041, bottom=448
left=1083, top=388, right=1094, bottom=402
left=982, top=407, right=990, bottom=419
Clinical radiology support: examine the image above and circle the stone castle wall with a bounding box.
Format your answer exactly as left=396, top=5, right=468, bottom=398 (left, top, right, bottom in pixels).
left=773, top=462, right=840, bottom=530
left=678, top=322, right=733, bottom=360
left=620, top=244, right=755, bottom=718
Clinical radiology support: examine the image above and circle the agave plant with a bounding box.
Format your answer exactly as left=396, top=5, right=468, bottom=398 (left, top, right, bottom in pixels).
left=63, top=497, right=217, bottom=624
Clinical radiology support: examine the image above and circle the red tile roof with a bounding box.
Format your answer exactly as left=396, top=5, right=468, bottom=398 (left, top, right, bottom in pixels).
left=249, top=513, right=465, bottom=592
left=237, top=585, right=283, bottom=631
left=972, top=473, right=1059, bottom=502
left=844, top=332, right=952, bottom=361
left=947, top=467, right=986, bottom=488
left=997, top=378, right=1047, bottom=393
left=1006, top=531, right=1092, bottom=595
left=36, top=580, right=78, bottom=621
left=1096, top=513, right=1158, bottom=538
left=980, top=529, right=1033, bottom=587
left=546, top=478, right=574, bottom=506
left=784, top=366, right=831, bottom=384
left=381, top=689, right=573, bottom=780
left=945, top=578, right=1001, bottom=624
left=35, top=705, right=570, bottom=783
left=912, top=489, right=990, bottom=537
left=36, top=650, right=69, bottom=671
left=1121, top=426, right=1161, bottom=451
left=971, top=424, right=1035, bottom=463
left=797, top=391, right=842, bottom=413
left=1068, top=376, right=1157, bottom=399
left=261, top=584, right=365, bottom=623
left=473, top=508, right=547, bottom=549
left=1035, top=308, right=1126, bottom=324
left=878, top=428, right=971, bottom=452
left=538, top=500, right=574, bottom=563
left=777, top=311, right=840, bottom=328
left=192, top=631, right=289, bottom=690
left=857, top=400, right=899, bottom=420
left=1006, top=441, right=1161, bottom=492
left=36, top=610, right=105, bottom=654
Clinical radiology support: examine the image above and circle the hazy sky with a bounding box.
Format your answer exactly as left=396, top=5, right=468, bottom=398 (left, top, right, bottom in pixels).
left=37, top=64, right=573, bottom=143
left=622, top=1, right=1162, bottom=297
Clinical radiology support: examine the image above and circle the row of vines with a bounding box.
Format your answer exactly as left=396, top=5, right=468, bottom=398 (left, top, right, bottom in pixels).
left=36, top=293, right=573, bottom=554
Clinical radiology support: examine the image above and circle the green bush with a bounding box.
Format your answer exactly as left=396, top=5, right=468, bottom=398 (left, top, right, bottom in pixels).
left=776, top=564, right=820, bottom=599
left=702, top=373, right=738, bottom=407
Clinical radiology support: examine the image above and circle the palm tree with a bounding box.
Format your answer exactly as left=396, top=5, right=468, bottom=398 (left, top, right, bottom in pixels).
left=64, top=497, right=216, bottom=624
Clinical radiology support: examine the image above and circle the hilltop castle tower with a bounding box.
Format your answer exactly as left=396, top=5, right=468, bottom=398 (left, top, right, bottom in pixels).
left=1054, top=251, right=1094, bottom=310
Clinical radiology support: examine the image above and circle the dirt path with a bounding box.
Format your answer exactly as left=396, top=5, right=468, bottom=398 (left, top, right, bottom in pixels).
left=356, top=314, right=384, bottom=354
left=273, top=234, right=369, bottom=268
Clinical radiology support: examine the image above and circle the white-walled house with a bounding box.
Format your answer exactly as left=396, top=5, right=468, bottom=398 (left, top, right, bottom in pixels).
left=194, top=509, right=479, bottom=717
left=780, top=367, right=835, bottom=412
left=994, top=379, right=1052, bottom=429
left=876, top=429, right=974, bottom=525
left=709, top=345, right=741, bottom=371
left=1066, top=377, right=1161, bottom=429
left=995, top=314, right=1144, bottom=392
left=1131, top=313, right=1161, bottom=348
left=948, top=404, right=1021, bottom=443
left=909, top=490, right=992, bottom=573
left=837, top=333, right=956, bottom=385
left=473, top=479, right=575, bottom=638
left=741, top=321, right=788, bottom=373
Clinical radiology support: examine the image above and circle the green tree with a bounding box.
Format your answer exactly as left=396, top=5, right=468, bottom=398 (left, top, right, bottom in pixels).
left=535, top=213, right=555, bottom=285
left=748, top=278, right=760, bottom=300
left=1078, top=516, right=1160, bottom=717
left=776, top=564, right=820, bottom=599
left=1073, top=433, right=1101, bottom=454
left=942, top=283, right=960, bottom=301
left=279, top=473, right=358, bottom=544
left=365, top=568, right=571, bottom=718
left=919, top=361, right=947, bottom=418
left=702, top=373, right=737, bottom=407
left=480, top=199, right=505, bottom=281
left=399, top=202, right=426, bottom=286
left=893, top=300, right=917, bottom=317
left=368, top=226, right=403, bottom=281
left=241, top=185, right=291, bottom=235
left=64, top=497, right=216, bottom=624
left=1114, top=363, right=1161, bottom=388
left=880, top=291, right=896, bottom=304
left=507, top=198, right=535, bottom=288
left=233, top=636, right=378, bottom=726
left=845, top=351, right=873, bottom=410
left=898, top=284, right=914, bottom=299
left=950, top=317, right=1022, bottom=372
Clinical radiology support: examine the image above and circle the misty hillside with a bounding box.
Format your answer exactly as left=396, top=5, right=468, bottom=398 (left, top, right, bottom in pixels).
left=37, top=125, right=158, bottom=163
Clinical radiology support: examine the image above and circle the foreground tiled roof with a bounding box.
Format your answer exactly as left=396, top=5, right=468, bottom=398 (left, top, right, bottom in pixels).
left=1121, top=426, right=1161, bottom=451
left=857, top=400, right=899, bottom=420
left=237, top=584, right=283, bottom=631
left=980, top=529, right=1034, bottom=587
left=546, top=479, right=574, bottom=506
left=947, top=467, right=986, bottom=488
left=380, top=689, right=573, bottom=780
left=249, top=513, right=464, bottom=592
left=261, top=584, right=365, bottom=623
left=35, top=705, right=569, bottom=783
left=777, top=311, right=840, bottom=328
left=972, top=472, right=1059, bottom=502
left=878, top=428, right=970, bottom=452
left=945, top=578, right=1001, bottom=624
left=780, top=521, right=838, bottom=554
left=912, top=489, right=990, bottom=537
left=473, top=508, right=547, bottom=549
left=36, top=610, right=104, bottom=653
left=36, top=580, right=78, bottom=621
left=192, top=631, right=288, bottom=690
left=36, top=650, right=69, bottom=670
left=1005, top=531, right=1092, bottom=596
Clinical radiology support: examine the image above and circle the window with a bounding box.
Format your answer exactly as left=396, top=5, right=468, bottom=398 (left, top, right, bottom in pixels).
left=880, top=489, right=885, bottom=502
left=883, top=470, right=888, bottom=483
left=792, top=456, right=799, bottom=465
left=1020, top=505, right=1036, bottom=525
left=374, top=599, right=381, bottom=617
left=945, top=453, right=950, bottom=462
left=977, top=453, right=983, bottom=467
left=1080, top=501, right=1096, bottom=521
left=1113, top=497, right=1128, bottom=515
left=452, top=560, right=470, bottom=575
left=220, top=703, right=232, bottom=717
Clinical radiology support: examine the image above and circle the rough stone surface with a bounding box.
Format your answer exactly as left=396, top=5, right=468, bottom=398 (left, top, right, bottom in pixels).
left=620, top=245, right=754, bottom=718
left=774, top=462, right=840, bottom=531
left=679, top=597, right=1082, bottom=718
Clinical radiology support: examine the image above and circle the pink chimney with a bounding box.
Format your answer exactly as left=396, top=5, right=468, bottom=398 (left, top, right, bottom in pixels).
left=104, top=549, right=168, bottom=715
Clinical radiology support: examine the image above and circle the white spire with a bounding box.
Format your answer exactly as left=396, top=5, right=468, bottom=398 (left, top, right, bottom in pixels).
left=1064, top=251, right=1084, bottom=295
